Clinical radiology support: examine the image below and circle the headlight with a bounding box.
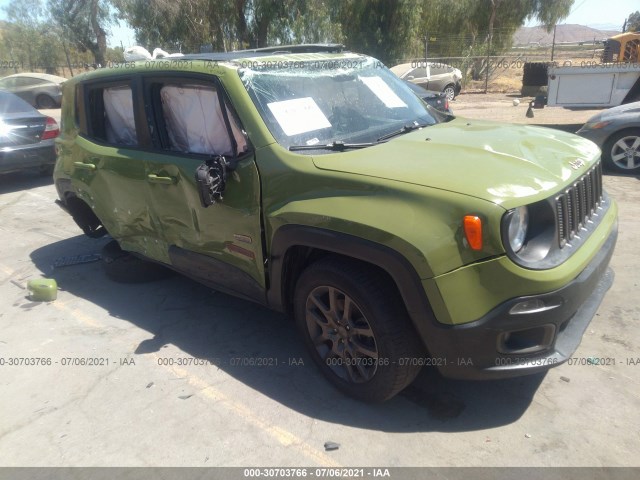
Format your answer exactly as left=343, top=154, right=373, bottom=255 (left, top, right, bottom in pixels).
left=582, top=120, right=611, bottom=130
left=507, top=206, right=528, bottom=253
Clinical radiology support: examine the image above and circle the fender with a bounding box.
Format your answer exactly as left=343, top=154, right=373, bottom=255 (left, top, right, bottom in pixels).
left=267, top=224, right=438, bottom=342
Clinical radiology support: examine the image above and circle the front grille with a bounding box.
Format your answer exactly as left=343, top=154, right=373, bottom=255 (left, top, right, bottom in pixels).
left=555, top=162, right=603, bottom=248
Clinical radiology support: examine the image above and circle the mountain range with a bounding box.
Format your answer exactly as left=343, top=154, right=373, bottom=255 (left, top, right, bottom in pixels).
left=514, top=24, right=623, bottom=46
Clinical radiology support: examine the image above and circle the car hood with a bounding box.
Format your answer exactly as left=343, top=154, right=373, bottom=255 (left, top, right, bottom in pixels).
left=594, top=101, right=640, bottom=121
left=312, top=118, right=600, bottom=208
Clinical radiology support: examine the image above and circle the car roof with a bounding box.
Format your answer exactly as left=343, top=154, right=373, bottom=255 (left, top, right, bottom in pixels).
left=65, top=44, right=371, bottom=83
left=1, top=73, right=67, bottom=84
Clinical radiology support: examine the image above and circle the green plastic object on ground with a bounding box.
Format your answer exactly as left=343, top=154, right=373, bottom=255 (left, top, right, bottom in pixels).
left=27, top=278, right=58, bottom=302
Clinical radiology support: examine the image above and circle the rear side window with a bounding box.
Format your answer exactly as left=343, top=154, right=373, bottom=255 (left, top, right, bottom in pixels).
left=86, top=84, right=138, bottom=146
left=155, top=83, right=247, bottom=157
left=15, top=77, right=43, bottom=87
left=103, top=87, right=137, bottom=145
left=0, top=77, right=17, bottom=88
left=0, top=91, right=35, bottom=114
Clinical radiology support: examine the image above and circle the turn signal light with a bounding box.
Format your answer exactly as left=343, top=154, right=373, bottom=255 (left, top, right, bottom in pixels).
left=463, top=215, right=483, bottom=250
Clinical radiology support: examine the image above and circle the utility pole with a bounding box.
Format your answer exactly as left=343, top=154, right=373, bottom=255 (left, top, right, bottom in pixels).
left=424, top=33, right=428, bottom=65
left=551, top=24, right=557, bottom=61
left=484, top=39, right=491, bottom=93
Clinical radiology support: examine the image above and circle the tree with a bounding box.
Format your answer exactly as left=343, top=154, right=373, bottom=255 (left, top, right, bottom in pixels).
left=1, top=0, right=63, bottom=73
left=403, top=0, right=573, bottom=81
left=49, top=0, right=114, bottom=66
left=336, top=0, right=422, bottom=65
left=115, top=0, right=344, bottom=52
left=624, top=11, right=640, bottom=32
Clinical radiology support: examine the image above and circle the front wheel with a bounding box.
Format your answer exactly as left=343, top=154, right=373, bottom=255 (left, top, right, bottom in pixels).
left=603, top=129, right=640, bottom=174
left=293, top=257, right=424, bottom=402
left=443, top=84, right=456, bottom=101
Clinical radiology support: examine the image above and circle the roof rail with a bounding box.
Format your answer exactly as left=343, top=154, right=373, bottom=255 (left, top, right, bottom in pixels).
left=181, top=44, right=347, bottom=62
left=236, top=44, right=345, bottom=54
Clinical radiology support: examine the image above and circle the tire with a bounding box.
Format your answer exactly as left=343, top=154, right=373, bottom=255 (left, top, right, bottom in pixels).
left=602, top=128, right=640, bottom=174
left=101, top=240, right=174, bottom=283
left=36, top=94, right=57, bottom=109
left=443, top=84, right=456, bottom=101
left=293, top=256, right=424, bottom=402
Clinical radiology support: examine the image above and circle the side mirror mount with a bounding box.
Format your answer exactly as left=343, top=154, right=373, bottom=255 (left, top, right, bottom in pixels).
left=195, top=156, right=230, bottom=207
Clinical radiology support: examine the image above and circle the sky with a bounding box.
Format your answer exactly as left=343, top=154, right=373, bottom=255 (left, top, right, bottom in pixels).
left=527, top=0, right=638, bottom=30
left=0, top=0, right=638, bottom=49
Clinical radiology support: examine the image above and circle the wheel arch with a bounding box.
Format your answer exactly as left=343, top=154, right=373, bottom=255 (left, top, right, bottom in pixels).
left=36, top=93, right=56, bottom=108
left=267, top=225, right=438, bottom=344
left=57, top=188, right=107, bottom=238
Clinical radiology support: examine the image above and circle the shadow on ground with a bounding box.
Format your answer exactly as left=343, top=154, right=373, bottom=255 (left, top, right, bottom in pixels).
left=0, top=170, right=53, bottom=195
left=30, top=235, right=545, bottom=433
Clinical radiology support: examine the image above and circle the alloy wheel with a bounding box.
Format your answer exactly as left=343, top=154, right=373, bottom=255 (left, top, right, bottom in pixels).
left=305, top=285, right=378, bottom=383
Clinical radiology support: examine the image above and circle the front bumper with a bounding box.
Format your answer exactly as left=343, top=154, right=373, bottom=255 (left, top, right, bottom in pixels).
left=429, top=223, right=617, bottom=380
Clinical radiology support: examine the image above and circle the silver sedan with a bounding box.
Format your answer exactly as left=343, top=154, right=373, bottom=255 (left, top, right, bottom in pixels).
left=577, top=102, right=640, bottom=174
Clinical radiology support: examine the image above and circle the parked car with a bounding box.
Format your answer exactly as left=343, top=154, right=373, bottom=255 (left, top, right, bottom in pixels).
left=404, top=80, right=452, bottom=114
left=0, top=90, right=59, bottom=175
left=54, top=45, right=617, bottom=402
left=0, top=73, right=66, bottom=109
left=577, top=102, right=640, bottom=174
left=391, top=61, right=462, bottom=100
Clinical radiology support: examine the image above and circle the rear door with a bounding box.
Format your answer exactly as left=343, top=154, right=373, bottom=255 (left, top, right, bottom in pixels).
left=73, top=78, right=166, bottom=261
left=406, top=66, right=429, bottom=89
left=141, top=74, right=266, bottom=301
left=427, top=65, right=451, bottom=92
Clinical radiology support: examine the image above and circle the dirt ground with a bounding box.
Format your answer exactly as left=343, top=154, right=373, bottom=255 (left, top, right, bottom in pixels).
left=451, top=92, right=603, bottom=131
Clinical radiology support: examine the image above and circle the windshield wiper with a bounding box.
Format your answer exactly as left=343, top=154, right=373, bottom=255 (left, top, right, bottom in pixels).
left=289, top=140, right=380, bottom=152
left=377, top=121, right=432, bottom=142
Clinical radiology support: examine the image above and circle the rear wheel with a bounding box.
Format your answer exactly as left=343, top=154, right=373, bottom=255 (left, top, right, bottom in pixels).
left=603, top=129, right=640, bottom=174
left=293, top=257, right=424, bottom=402
left=36, top=94, right=57, bottom=109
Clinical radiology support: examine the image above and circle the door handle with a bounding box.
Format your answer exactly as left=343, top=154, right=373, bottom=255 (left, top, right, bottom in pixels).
left=73, top=161, right=96, bottom=171
left=147, top=174, right=175, bottom=185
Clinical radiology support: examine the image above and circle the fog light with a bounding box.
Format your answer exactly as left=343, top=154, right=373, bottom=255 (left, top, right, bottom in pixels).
left=509, top=298, right=560, bottom=315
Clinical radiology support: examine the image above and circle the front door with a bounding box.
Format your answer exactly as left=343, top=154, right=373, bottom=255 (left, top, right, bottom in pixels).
left=141, top=76, right=266, bottom=301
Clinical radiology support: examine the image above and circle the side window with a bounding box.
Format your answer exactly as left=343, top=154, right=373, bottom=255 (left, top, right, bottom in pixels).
left=87, top=84, right=138, bottom=146
left=409, top=67, right=427, bottom=78
left=12, top=77, right=42, bottom=87
left=0, top=78, right=16, bottom=88
left=156, top=83, right=247, bottom=157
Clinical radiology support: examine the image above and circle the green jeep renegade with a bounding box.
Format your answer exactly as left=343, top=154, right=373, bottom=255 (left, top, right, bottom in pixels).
left=53, top=45, right=618, bottom=402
